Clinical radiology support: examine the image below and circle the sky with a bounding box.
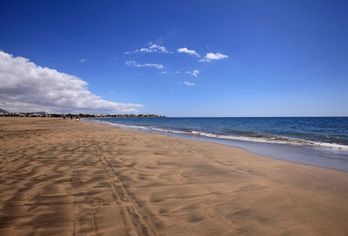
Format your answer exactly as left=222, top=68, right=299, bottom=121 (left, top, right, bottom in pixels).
left=0, top=0, right=348, bottom=116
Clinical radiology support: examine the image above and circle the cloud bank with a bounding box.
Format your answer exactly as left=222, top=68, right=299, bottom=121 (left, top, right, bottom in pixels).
left=0, top=51, right=143, bottom=113
left=126, top=60, right=164, bottom=69
left=200, top=52, right=228, bottom=62
left=177, top=48, right=200, bottom=57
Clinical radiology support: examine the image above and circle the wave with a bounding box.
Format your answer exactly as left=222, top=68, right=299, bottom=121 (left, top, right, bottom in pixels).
left=91, top=120, right=348, bottom=150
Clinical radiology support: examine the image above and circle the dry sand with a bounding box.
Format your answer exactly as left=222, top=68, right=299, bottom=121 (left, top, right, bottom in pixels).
left=0, top=118, right=347, bottom=236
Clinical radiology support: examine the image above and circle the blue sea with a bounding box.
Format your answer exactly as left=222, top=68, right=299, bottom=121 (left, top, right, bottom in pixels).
left=90, top=117, right=348, bottom=172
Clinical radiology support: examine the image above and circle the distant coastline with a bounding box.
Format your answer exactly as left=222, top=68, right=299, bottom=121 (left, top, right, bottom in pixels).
left=0, top=108, right=165, bottom=118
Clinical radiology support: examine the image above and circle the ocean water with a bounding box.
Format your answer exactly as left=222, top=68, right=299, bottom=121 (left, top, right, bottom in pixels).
left=90, top=117, right=348, bottom=172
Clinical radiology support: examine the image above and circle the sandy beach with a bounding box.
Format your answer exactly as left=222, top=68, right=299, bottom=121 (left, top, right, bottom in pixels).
left=0, top=118, right=347, bottom=236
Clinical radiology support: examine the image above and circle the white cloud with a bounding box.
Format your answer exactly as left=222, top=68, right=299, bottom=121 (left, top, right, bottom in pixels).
left=0, top=51, right=143, bottom=113
left=186, top=69, right=199, bottom=77
left=177, top=48, right=200, bottom=57
left=184, top=81, right=196, bottom=86
left=126, top=42, right=169, bottom=54
left=79, top=58, right=86, bottom=63
left=126, top=60, right=164, bottom=69
left=200, top=52, right=228, bottom=62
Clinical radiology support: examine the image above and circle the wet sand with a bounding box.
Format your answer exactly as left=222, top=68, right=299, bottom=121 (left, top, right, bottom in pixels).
left=0, top=118, right=347, bottom=236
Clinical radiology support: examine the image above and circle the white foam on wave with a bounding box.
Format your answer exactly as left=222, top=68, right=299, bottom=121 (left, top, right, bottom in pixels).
left=91, top=119, right=348, bottom=151
left=190, top=131, right=348, bottom=150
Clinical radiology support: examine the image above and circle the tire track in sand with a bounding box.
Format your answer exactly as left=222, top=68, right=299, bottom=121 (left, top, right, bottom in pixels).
left=91, top=139, right=158, bottom=236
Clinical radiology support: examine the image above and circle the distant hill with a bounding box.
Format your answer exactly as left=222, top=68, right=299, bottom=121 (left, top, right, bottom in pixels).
left=0, top=108, right=8, bottom=114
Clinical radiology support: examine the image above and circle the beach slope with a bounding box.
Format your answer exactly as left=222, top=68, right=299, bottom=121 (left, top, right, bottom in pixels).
left=0, top=118, right=347, bottom=235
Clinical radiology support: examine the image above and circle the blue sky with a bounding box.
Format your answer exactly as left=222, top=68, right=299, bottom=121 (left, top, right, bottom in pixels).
left=0, top=0, right=348, bottom=116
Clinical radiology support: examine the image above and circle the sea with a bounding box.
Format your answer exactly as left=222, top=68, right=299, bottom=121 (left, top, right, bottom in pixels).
left=89, top=117, right=348, bottom=172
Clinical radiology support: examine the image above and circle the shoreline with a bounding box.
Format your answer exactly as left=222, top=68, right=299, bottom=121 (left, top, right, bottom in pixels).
left=87, top=118, right=348, bottom=173
left=1, top=118, right=348, bottom=235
